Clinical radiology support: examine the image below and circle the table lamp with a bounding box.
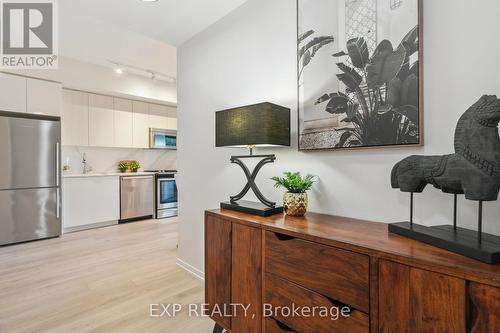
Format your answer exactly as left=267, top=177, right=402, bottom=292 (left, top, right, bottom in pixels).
left=216, top=102, right=291, bottom=216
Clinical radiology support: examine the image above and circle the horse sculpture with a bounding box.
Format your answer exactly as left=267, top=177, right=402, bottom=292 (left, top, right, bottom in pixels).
left=391, top=95, right=500, bottom=202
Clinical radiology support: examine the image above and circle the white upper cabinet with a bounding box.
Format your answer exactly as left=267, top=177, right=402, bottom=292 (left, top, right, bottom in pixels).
left=89, top=94, right=114, bottom=147
left=0, top=73, right=62, bottom=117
left=59, top=87, right=176, bottom=149
left=132, top=101, right=150, bottom=149
left=0, top=73, right=27, bottom=113
left=167, top=106, right=177, bottom=130
left=148, top=103, right=169, bottom=130
left=113, top=98, right=133, bottom=148
left=62, top=90, right=89, bottom=146
left=27, top=78, right=62, bottom=117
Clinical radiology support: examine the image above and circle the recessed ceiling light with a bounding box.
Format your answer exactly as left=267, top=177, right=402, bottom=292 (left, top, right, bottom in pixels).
left=141, top=0, right=159, bottom=2
left=115, top=67, right=123, bottom=75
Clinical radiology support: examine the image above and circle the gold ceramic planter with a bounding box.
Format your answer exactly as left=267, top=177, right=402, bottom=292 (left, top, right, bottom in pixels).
left=283, top=192, right=308, bottom=216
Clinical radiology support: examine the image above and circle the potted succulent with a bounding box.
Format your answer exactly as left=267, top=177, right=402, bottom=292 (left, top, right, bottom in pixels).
left=130, top=161, right=141, bottom=173
left=118, top=161, right=129, bottom=173
left=272, top=172, right=316, bottom=216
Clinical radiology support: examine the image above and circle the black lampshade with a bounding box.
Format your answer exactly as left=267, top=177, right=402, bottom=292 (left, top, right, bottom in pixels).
left=215, top=102, right=290, bottom=147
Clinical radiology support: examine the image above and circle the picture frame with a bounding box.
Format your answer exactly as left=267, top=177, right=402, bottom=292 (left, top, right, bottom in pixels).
left=297, top=0, right=424, bottom=151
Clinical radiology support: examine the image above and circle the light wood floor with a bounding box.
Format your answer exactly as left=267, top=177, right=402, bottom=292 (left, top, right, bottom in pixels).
left=0, top=219, right=214, bottom=333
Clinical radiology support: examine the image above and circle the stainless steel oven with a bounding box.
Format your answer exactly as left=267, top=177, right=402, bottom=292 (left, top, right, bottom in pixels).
left=156, top=172, right=178, bottom=218
left=150, top=128, right=177, bottom=150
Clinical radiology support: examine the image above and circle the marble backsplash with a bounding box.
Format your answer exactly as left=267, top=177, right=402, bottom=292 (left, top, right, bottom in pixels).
left=62, top=146, right=177, bottom=174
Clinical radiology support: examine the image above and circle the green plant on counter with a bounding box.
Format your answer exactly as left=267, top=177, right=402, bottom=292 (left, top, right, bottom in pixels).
left=118, top=161, right=129, bottom=172
left=271, top=172, right=316, bottom=194
left=130, top=161, right=141, bottom=171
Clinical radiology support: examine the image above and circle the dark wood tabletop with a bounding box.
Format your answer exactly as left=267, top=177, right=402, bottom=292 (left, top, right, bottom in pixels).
left=206, top=209, right=500, bottom=288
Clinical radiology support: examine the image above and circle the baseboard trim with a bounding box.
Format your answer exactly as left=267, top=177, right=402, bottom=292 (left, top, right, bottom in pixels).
left=63, top=220, right=118, bottom=234
left=176, top=258, right=205, bottom=281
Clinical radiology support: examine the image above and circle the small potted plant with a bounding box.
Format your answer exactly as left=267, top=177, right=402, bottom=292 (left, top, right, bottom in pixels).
left=272, top=172, right=316, bottom=216
left=130, top=161, right=141, bottom=173
left=118, top=161, right=129, bottom=173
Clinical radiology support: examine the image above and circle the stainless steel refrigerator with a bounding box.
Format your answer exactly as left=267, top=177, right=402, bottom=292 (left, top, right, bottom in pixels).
left=0, top=111, right=61, bottom=246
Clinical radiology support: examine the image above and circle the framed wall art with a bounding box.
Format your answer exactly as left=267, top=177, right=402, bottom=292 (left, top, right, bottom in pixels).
left=298, top=0, right=423, bottom=150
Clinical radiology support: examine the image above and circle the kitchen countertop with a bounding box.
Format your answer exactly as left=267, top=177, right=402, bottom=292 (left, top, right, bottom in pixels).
left=63, top=172, right=156, bottom=178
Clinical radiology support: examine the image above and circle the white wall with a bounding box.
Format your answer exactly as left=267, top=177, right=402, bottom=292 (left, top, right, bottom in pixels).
left=6, top=56, right=177, bottom=105
left=177, top=0, right=500, bottom=273
left=62, top=146, right=177, bottom=175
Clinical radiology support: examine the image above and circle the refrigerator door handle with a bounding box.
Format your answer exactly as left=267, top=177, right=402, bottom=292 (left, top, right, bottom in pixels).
left=56, top=188, right=60, bottom=219
left=55, top=142, right=61, bottom=219
left=55, top=142, right=60, bottom=187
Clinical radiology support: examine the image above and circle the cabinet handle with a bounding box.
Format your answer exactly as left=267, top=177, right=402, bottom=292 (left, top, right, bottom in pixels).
left=274, top=233, right=296, bottom=241
left=121, top=176, right=153, bottom=180
left=324, top=296, right=353, bottom=315
left=271, top=318, right=296, bottom=332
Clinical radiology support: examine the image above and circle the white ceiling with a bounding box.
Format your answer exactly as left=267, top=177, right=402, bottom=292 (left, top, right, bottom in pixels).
left=58, top=0, right=247, bottom=79
left=60, top=0, right=248, bottom=47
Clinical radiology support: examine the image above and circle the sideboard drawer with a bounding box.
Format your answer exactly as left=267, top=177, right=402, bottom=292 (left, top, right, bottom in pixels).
left=265, top=317, right=297, bottom=332
left=265, top=273, right=370, bottom=333
left=265, top=231, right=370, bottom=313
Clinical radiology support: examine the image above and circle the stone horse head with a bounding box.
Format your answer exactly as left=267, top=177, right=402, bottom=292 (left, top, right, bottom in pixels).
left=391, top=95, right=500, bottom=202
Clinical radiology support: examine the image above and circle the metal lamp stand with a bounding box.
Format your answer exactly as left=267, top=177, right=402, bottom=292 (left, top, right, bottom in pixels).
left=220, top=149, right=283, bottom=217
left=389, top=193, right=500, bottom=264
left=229, top=154, right=277, bottom=208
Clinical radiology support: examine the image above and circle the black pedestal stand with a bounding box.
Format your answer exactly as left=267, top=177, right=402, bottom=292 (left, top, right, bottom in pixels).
left=220, top=154, right=283, bottom=217
left=212, top=323, right=224, bottom=333
left=389, top=193, right=500, bottom=264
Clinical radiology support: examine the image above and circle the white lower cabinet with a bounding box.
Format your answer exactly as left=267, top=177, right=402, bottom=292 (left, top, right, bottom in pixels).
left=63, top=176, right=120, bottom=231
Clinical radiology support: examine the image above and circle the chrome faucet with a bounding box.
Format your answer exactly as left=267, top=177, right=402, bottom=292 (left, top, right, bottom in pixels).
left=82, top=153, right=92, bottom=174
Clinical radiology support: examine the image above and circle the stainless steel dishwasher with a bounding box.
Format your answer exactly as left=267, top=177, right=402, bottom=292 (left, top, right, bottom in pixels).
left=120, top=175, right=154, bottom=222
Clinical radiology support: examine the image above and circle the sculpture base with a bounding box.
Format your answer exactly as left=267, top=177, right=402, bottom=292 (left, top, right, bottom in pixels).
left=221, top=200, right=283, bottom=217
left=389, top=222, right=500, bottom=264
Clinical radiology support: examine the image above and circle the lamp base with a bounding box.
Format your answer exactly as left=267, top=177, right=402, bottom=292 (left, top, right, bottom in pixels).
left=221, top=200, right=283, bottom=217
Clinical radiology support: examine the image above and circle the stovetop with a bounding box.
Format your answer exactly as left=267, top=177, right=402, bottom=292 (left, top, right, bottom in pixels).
left=145, top=169, right=177, bottom=174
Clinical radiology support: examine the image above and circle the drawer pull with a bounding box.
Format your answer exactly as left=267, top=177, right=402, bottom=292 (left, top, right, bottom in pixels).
left=265, top=231, right=370, bottom=313
left=274, top=233, right=296, bottom=241
left=272, top=318, right=296, bottom=332
left=324, top=296, right=353, bottom=315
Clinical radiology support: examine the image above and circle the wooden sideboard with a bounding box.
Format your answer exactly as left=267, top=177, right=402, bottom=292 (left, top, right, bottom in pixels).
left=205, top=209, right=500, bottom=333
